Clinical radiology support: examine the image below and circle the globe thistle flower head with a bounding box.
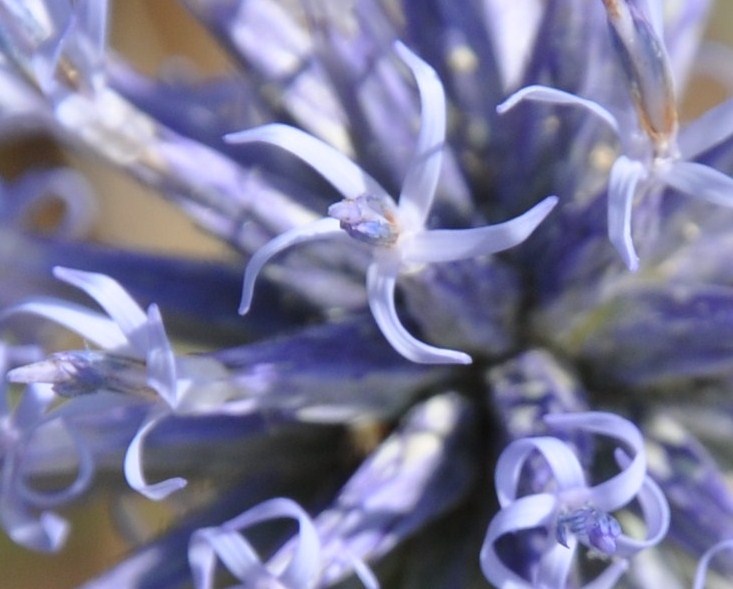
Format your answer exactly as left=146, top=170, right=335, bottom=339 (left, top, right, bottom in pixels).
left=0, top=1, right=733, bottom=588
left=227, top=41, right=558, bottom=365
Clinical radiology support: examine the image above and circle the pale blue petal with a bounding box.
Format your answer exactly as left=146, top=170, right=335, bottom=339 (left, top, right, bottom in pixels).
left=660, top=160, right=733, bottom=207
left=8, top=167, right=97, bottom=239
left=608, top=155, right=646, bottom=271
left=497, top=85, right=621, bottom=135
left=124, top=408, right=187, bottom=501
left=9, top=384, right=54, bottom=431
left=402, top=196, right=558, bottom=264
left=692, top=539, right=733, bottom=589
left=366, top=264, right=472, bottom=364
left=188, top=497, right=320, bottom=589
left=3, top=299, right=128, bottom=351
left=394, top=42, right=446, bottom=227
left=479, top=493, right=557, bottom=589
left=1, top=505, right=69, bottom=553
left=494, top=436, right=585, bottom=507
left=53, top=267, right=150, bottom=353
left=535, top=538, right=576, bottom=589
left=225, top=124, right=389, bottom=200
left=239, top=217, right=344, bottom=314
left=145, top=304, right=178, bottom=409
left=545, top=412, right=646, bottom=512
left=613, top=450, right=670, bottom=558
left=18, top=417, right=95, bottom=509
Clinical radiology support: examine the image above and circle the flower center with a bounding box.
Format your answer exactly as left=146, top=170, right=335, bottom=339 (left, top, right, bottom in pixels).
left=556, top=506, right=622, bottom=556
left=328, top=193, right=401, bottom=246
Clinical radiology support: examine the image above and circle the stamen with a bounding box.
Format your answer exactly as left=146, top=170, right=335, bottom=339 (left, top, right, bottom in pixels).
left=328, top=193, right=401, bottom=246
left=556, top=506, right=622, bottom=556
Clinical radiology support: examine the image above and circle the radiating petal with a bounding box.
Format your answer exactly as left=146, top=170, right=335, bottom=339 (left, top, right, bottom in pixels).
left=188, top=497, right=320, bottom=589
left=3, top=299, right=128, bottom=351
left=225, top=124, right=389, bottom=200
left=124, top=408, right=187, bottom=501
left=402, top=196, right=558, bottom=264
left=366, top=264, right=471, bottom=364
left=8, top=167, right=97, bottom=239
left=53, top=267, right=150, bottom=352
left=608, top=155, right=646, bottom=271
left=535, top=538, right=576, bottom=589
left=479, top=493, right=557, bottom=589
left=545, top=412, right=646, bottom=512
left=613, top=451, right=670, bottom=558
left=497, top=85, right=620, bottom=135
left=394, top=42, right=446, bottom=227
left=692, top=539, right=733, bottom=589
left=239, top=217, right=344, bottom=315
left=18, top=417, right=95, bottom=509
left=494, top=436, right=586, bottom=506
left=660, top=160, right=733, bottom=207
left=1, top=504, right=69, bottom=553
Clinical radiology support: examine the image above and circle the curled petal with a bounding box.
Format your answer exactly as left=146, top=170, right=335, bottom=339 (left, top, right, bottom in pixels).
left=545, top=412, right=646, bottom=512
left=660, top=161, right=733, bottom=208
left=18, top=417, right=95, bottom=509
left=53, top=267, right=150, bottom=354
left=535, top=538, right=577, bottom=589
left=401, top=196, right=558, bottom=264
left=693, top=539, right=733, bottom=589
left=225, top=124, right=389, bottom=201
left=608, top=156, right=646, bottom=271
left=613, top=450, right=670, bottom=558
left=3, top=299, right=127, bottom=351
left=188, top=497, right=320, bottom=589
left=494, top=436, right=586, bottom=507
left=394, top=41, right=446, bottom=227
left=124, top=408, right=187, bottom=501
left=1, top=505, right=69, bottom=553
left=497, top=85, right=620, bottom=135
left=480, top=493, right=558, bottom=589
left=239, top=217, right=344, bottom=315
left=366, top=264, right=471, bottom=364
left=8, top=167, right=98, bottom=238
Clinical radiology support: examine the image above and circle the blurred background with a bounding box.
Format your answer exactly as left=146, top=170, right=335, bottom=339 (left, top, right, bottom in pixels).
left=2, top=1, right=733, bottom=587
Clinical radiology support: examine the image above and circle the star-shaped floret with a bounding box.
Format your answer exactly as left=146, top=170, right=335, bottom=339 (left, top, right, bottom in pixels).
left=226, top=41, right=557, bottom=365
left=498, top=0, right=733, bottom=271
left=481, top=411, right=670, bottom=589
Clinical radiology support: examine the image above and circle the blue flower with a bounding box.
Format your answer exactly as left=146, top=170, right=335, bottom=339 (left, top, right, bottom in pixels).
left=481, top=412, right=669, bottom=588
left=498, top=0, right=733, bottom=270
left=226, top=42, right=557, bottom=365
